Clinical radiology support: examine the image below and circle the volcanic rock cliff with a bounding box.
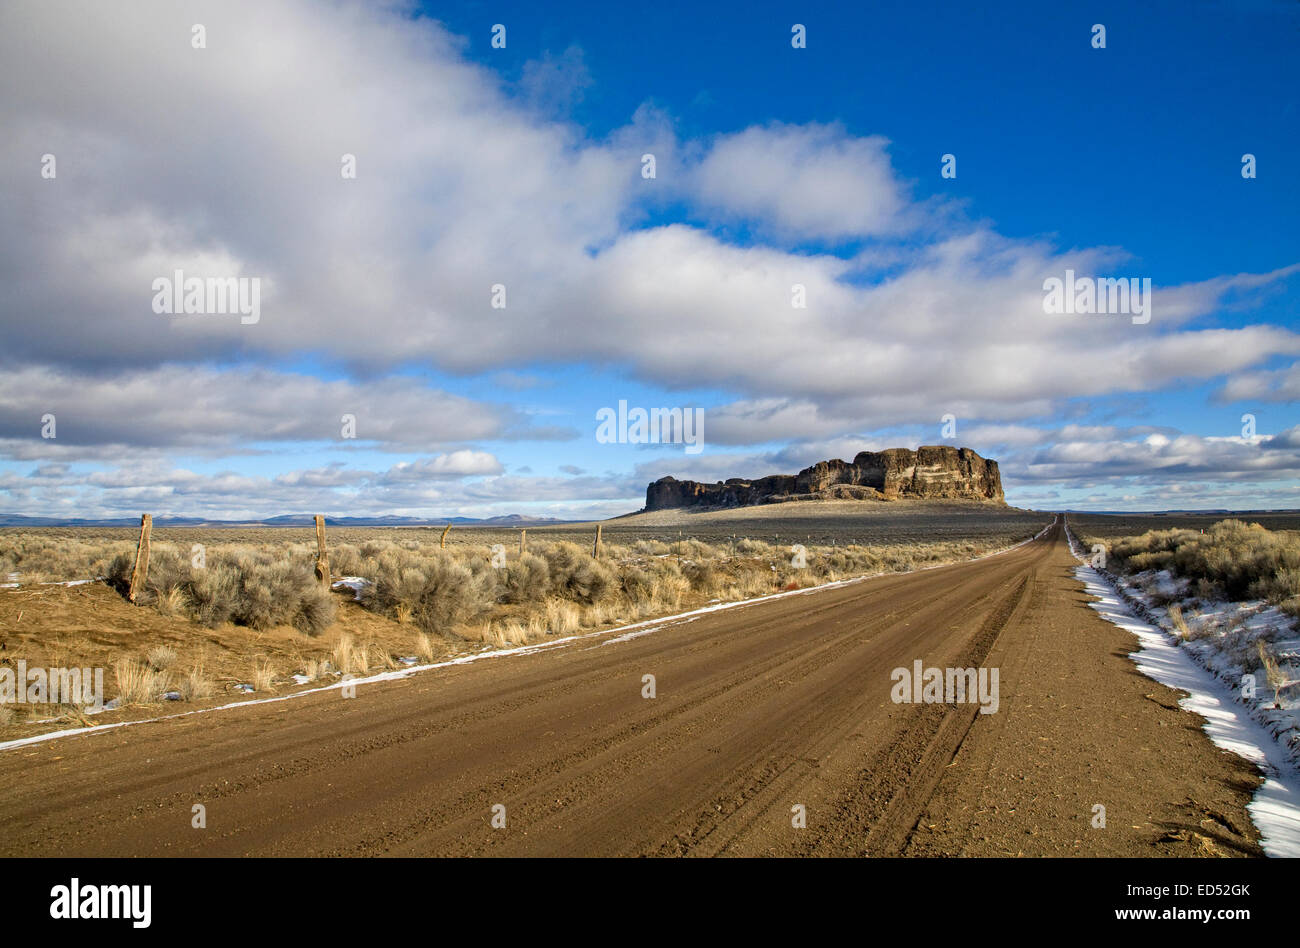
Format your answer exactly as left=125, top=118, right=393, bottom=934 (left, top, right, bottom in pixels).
left=644, top=446, right=1004, bottom=511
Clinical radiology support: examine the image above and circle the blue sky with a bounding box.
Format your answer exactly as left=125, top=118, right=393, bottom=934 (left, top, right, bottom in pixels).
left=0, top=0, right=1297, bottom=519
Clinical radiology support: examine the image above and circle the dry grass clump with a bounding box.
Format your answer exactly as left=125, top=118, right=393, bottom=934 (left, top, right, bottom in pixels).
left=331, top=633, right=366, bottom=675
left=146, top=645, right=177, bottom=671
left=476, top=621, right=506, bottom=648
left=366, top=642, right=398, bottom=671
left=1167, top=605, right=1193, bottom=640
left=153, top=586, right=187, bottom=617
left=718, top=569, right=775, bottom=603
left=545, top=598, right=582, bottom=636
left=497, top=620, right=532, bottom=646
left=669, top=538, right=718, bottom=560
left=111, top=658, right=171, bottom=707
left=413, top=632, right=437, bottom=663
left=1256, top=641, right=1296, bottom=709
left=579, top=604, right=610, bottom=628
left=179, top=664, right=215, bottom=702
left=657, top=568, right=693, bottom=607
left=249, top=658, right=278, bottom=692
left=682, top=559, right=721, bottom=596
left=619, top=566, right=656, bottom=603
left=619, top=559, right=691, bottom=611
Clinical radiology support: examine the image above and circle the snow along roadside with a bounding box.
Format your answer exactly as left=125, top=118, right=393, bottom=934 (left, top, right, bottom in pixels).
left=1065, top=521, right=1300, bottom=857
left=0, top=518, right=1055, bottom=754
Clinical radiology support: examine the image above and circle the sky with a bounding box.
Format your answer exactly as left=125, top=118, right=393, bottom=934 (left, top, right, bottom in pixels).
left=0, top=0, right=1298, bottom=521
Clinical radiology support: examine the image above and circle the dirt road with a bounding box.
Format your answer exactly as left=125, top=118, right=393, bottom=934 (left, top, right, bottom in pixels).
left=0, top=518, right=1263, bottom=856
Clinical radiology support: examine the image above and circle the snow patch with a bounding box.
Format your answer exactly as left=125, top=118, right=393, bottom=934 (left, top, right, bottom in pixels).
left=595, top=626, right=662, bottom=648
left=330, top=577, right=372, bottom=601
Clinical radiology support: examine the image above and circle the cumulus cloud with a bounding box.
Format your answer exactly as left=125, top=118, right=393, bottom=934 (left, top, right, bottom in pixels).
left=1005, top=427, right=1300, bottom=484
left=686, top=122, right=911, bottom=240
left=3, top=0, right=1294, bottom=412
left=381, top=450, right=505, bottom=480
left=1216, top=361, right=1300, bottom=403
left=0, top=365, right=566, bottom=457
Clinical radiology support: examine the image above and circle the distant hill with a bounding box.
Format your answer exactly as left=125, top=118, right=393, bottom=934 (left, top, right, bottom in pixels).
left=1063, top=508, right=1300, bottom=516
left=0, top=513, right=571, bottom=528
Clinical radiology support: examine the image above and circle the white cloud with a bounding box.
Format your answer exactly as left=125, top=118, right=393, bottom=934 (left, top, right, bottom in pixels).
left=0, top=365, right=564, bottom=457
left=1006, top=426, right=1300, bottom=484
left=1217, top=361, right=1300, bottom=403
left=2, top=0, right=1294, bottom=423
left=382, top=451, right=504, bottom=480
left=686, top=122, right=911, bottom=240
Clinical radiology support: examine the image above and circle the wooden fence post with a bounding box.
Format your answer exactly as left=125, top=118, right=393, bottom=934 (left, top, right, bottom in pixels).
left=440, top=523, right=452, bottom=549
left=127, top=513, right=152, bottom=603
left=592, top=523, right=602, bottom=557
left=314, top=515, right=330, bottom=589
left=519, top=529, right=527, bottom=555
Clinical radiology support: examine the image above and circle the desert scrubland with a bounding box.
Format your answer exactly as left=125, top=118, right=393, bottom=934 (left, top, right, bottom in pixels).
left=0, top=502, right=1046, bottom=736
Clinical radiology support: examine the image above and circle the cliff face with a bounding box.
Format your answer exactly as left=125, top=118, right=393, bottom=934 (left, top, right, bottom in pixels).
left=644, top=446, right=1003, bottom=511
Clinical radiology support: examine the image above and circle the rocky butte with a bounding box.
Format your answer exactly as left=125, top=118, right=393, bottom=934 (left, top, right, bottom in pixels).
left=644, top=446, right=1004, bottom=511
